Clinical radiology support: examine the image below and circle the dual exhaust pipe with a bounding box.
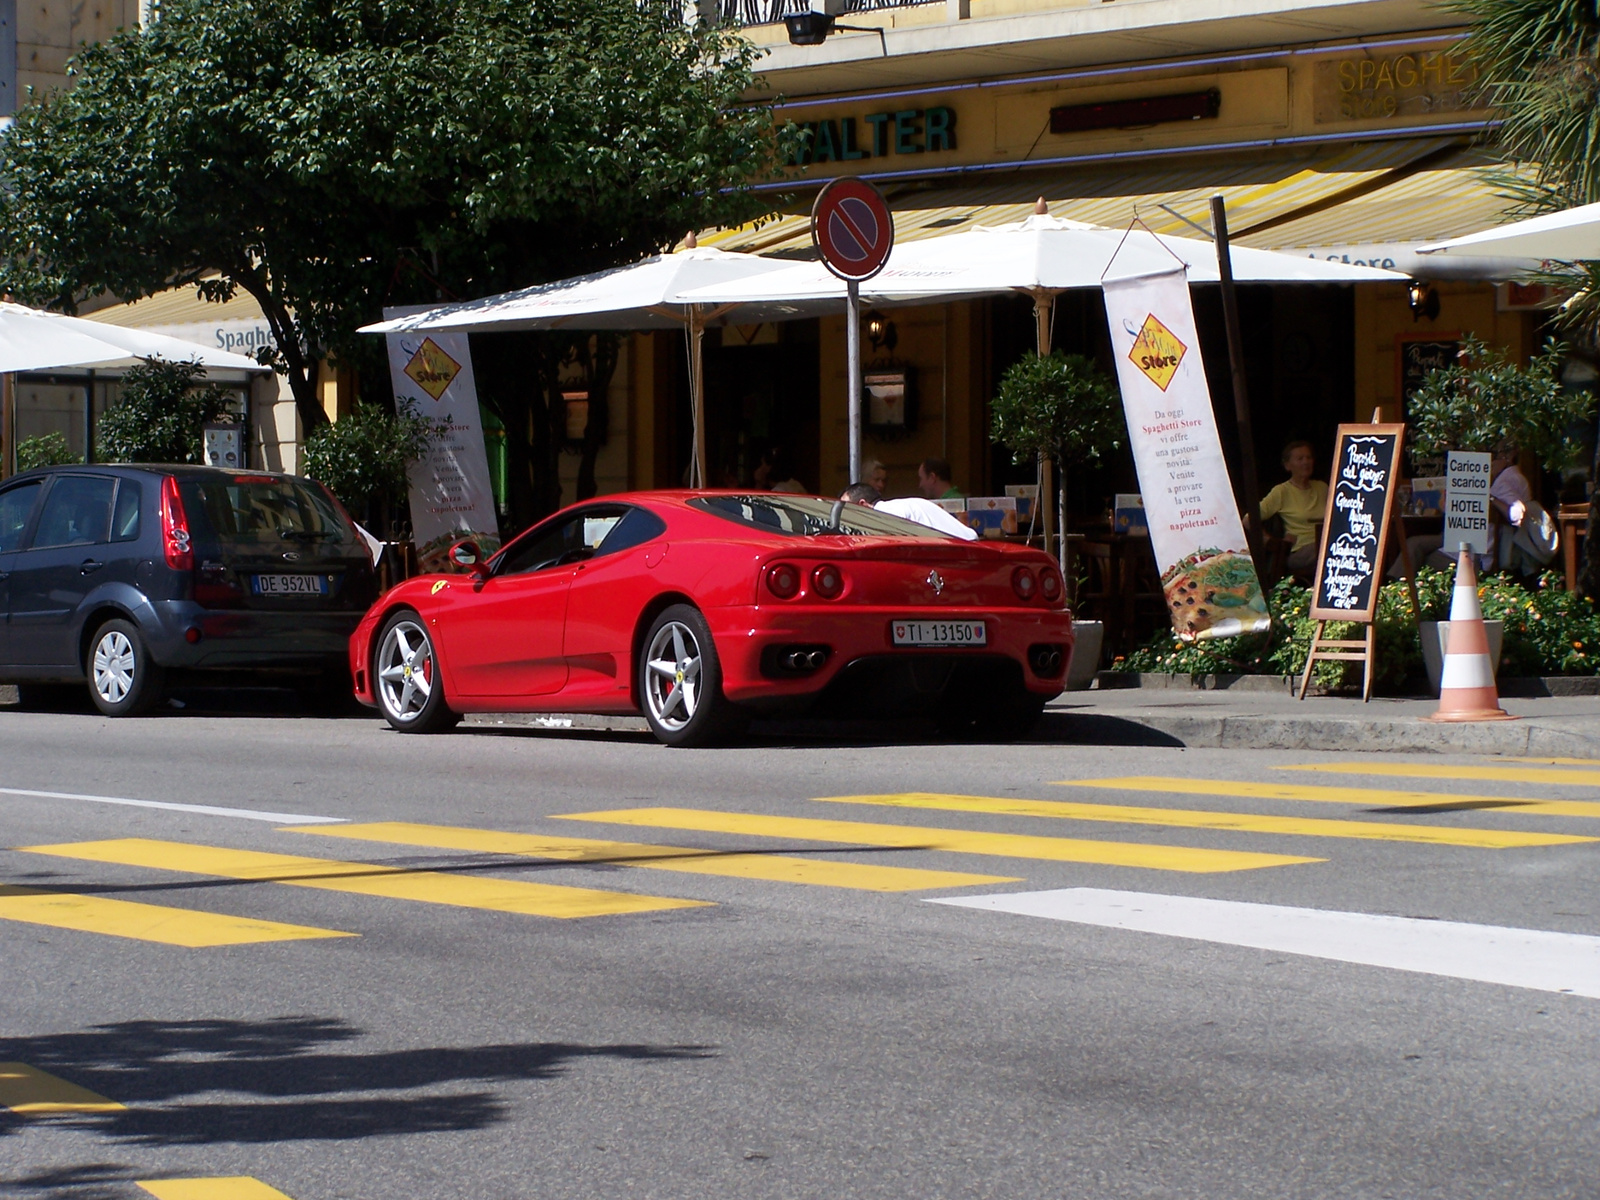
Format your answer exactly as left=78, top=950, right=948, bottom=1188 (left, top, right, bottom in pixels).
left=1029, top=644, right=1065, bottom=677
left=782, top=647, right=829, bottom=672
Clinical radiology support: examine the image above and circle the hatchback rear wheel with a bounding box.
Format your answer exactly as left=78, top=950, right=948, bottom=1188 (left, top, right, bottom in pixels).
left=374, top=611, right=460, bottom=733
left=88, top=619, right=164, bottom=717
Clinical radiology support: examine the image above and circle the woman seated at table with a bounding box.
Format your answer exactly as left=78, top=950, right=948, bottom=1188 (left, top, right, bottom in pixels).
left=1259, top=440, right=1327, bottom=577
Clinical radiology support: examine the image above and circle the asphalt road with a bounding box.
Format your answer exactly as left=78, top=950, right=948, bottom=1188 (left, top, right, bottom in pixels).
left=2, top=695, right=1597, bottom=1200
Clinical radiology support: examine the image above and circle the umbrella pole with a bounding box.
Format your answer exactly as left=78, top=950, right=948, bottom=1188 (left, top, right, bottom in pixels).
left=1, top=372, right=12, bottom=479
left=847, top=279, right=862, bottom=486
left=689, top=307, right=707, bottom=490
left=1032, top=289, right=1065, bottom=580
left=1209, top=196, right=1267, bottom=581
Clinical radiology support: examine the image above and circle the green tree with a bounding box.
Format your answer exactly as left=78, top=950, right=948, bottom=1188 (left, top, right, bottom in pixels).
left=1406, top=336, right=1591, bottom=468
left=1453, top=0, right=1600, bottom=593
left=0, top=0, right=786, bottom=455
left=990, top=351, right=1124, bottom=571
left=300, top=401, right=436, bottom=530
left=97, top=360, right=237, bottom=464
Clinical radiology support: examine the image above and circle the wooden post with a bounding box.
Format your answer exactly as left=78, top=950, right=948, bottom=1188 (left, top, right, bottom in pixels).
left=689, top=307, right=706, bottom=490
left=1210, top=196, right=1267, bottom=582
left=0, top=372, right=13, bottom=478
left=1032, top=287, right=1062, bottom=574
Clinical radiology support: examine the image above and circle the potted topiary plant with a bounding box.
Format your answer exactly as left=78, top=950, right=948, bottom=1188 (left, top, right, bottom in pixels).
left=990, top=351, right=1124, bottom=686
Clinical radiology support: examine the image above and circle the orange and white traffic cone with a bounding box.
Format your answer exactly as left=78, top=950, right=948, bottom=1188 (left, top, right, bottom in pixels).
left=1429, top=549, right=1515, bottom=722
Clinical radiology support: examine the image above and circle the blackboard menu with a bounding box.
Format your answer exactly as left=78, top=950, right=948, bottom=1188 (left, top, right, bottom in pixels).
left=1310, top=423, right=1405, bottom=622
left=1397, top=337, right=1459, bottom=414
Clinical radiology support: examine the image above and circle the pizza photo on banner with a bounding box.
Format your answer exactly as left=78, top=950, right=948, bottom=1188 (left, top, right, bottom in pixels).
left=383, top=307, right=501, bottom=572
left=1102, top=267, right=1270, bottom=641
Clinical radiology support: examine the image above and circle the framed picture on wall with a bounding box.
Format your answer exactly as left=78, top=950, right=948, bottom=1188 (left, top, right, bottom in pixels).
left=862, top=363, right=916, bottom=439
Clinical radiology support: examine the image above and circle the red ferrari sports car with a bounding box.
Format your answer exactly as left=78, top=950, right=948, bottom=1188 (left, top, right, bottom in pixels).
left=349, top=491, right=1074, bottom=746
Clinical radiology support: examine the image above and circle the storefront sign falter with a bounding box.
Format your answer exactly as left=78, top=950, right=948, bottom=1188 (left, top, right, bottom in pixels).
left=785, top=106, right=955, bottom=167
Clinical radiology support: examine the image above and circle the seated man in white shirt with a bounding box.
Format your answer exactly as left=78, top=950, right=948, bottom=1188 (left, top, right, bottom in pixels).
left=840, top=483, right=978, bottom=541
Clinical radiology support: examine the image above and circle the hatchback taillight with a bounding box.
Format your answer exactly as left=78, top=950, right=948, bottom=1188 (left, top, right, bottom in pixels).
left=811, top=563, right=844, bottom=599
left=1011, top=566, right=1037, bottom=601
left=766, top=562, right=800, bottom=600
left=160, top=476, right=194, bottom=571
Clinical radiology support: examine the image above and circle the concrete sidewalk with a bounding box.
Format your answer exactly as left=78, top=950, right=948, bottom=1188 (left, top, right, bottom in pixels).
left=1044, top=686, right=1600, bottom=756
left=463, top=685, right=1600, bottom=757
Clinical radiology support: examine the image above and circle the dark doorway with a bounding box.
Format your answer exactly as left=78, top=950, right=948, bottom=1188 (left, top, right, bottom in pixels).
left=702, top=322, right=821, bottom=492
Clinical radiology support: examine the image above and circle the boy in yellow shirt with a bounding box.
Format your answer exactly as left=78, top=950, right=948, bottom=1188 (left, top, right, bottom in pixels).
left=1259, top=440, right=1327, bottom=575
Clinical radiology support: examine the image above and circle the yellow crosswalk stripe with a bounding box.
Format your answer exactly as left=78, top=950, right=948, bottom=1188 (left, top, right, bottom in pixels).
left=0, top=884, right=352, bottom=947
left=287, top=822, right=1017, bottom=892
left=554, top=808, right=1322, bottom=873
left=139, top=1179, right=295, bottom=1200
left=1280, top=762, right=1600, bottom=787
left=18, top=839, right=706, bottom=919
left=0, top=1063, right=124, bottom=1113
left=1504, top=757, right=1600, bottom=766
left=817, top=792, right=1593, bottom=849
left=1052, top=776, right=1600, bottom=819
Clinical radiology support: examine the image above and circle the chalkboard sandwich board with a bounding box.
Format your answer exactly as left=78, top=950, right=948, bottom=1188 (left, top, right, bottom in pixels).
left=1310, top=423, right=1405, bottom=624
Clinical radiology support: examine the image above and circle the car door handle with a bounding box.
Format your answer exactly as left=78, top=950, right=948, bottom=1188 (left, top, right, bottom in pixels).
left=80, top=559, right=104, bottom=575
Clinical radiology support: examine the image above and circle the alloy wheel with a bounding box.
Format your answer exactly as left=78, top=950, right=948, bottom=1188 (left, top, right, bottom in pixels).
left=644, top=620, right=702, bottom=732
left=377, top=619, right=435, bottom=724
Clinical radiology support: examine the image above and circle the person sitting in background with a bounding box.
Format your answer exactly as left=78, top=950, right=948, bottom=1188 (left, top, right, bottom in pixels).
left=1259, top=440, right=1327, bottom=577
left=917, top=458, right=963, bottom=500
left=755, top=445, right=807, bottom=493
left=862, top=458, right=888, bottom=494
left=842, top=482, right=977, bottom=540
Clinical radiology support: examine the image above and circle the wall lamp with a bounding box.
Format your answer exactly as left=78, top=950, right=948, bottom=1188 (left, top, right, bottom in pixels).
left=785, top=8, right=888, bottom=55
left=1408, top=280, right=1440, bottom=322
left=865, top=310, right=897, bottom=352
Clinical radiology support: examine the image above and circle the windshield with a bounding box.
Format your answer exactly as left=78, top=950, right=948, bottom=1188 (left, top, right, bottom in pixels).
left=180, top=476, right=355, bottom=548
left=690, top=494, right=948, bottom=539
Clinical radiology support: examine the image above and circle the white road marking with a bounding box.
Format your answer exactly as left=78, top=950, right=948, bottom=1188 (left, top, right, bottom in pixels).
left=929, top=888, right=1600, bottom=999
left=0, top=787, right=346, bottom=825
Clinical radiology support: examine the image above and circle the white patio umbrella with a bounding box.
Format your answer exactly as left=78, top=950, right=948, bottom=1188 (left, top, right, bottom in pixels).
left=0, top=301, right=269, bottom=373
left=682, top=205, right=1407, bottom=552
left=1418, top=200, right=1600, bottom=260
left=361, top=237, right=802, bottom=487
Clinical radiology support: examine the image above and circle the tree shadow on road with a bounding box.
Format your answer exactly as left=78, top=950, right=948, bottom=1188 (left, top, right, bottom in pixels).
left=0, top=1016, right=713, bottom=1149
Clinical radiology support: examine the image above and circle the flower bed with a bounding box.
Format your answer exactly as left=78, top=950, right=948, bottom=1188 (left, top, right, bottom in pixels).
left=1113, top=568, right=1600, bottom=694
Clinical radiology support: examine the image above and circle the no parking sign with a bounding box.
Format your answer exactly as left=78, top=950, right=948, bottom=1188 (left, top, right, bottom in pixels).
left=812, top=179, right=895, bottom=282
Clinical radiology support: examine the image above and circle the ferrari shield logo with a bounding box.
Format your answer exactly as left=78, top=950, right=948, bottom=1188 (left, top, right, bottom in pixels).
left=404, top=338, right=462, bottom=401
left=1127, top=313, right=1187, bottom=392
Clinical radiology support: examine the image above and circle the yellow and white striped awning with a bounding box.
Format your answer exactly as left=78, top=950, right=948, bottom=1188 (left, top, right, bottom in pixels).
left=700, top=139, right=1521, bottom=260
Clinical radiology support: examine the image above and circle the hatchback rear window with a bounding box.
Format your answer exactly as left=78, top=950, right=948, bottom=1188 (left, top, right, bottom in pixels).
left=690, top=494, right=945, bottom=539
left=179, top=476, right=354, bottom=548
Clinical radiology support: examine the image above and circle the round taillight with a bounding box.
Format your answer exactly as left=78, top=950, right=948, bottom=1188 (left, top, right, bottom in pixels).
left=1011, top=565, right=1037, bottom=601
left=1039, top=569, right=1062, bottom=602
left=766, top=562, right=800, bottom=600
left=812, top=563, right=844, bottom=599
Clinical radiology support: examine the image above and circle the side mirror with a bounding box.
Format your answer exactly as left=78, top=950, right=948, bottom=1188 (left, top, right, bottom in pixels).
left=447, top=539, right=485, bottom=577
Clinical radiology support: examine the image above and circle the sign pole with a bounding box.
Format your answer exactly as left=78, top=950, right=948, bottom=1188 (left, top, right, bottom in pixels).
left=847, top=279, right=861, bottom=485
left=811, top=177, right=894, bottom=491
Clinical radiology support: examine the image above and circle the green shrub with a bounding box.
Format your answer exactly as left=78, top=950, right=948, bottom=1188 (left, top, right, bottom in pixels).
left=1116, top=568, right=1600, bottom=690
left=15, top=431, right=78, bottom=469
left=97, top=359, right=236, bottom=464
left=300, top=402, right=437, bottom=523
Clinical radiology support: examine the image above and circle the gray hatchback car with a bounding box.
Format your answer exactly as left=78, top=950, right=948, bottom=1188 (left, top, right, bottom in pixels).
left=0, top=464, right=377, bottom=715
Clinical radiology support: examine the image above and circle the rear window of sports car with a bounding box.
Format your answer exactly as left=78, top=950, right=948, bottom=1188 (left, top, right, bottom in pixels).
left=690, top=495, right=945, bottom=539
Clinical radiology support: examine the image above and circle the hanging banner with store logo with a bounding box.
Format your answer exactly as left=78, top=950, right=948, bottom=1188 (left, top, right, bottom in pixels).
left=1102, top=268, right=1270, bottom=641
left=383, top=308, right=501, bottom=572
